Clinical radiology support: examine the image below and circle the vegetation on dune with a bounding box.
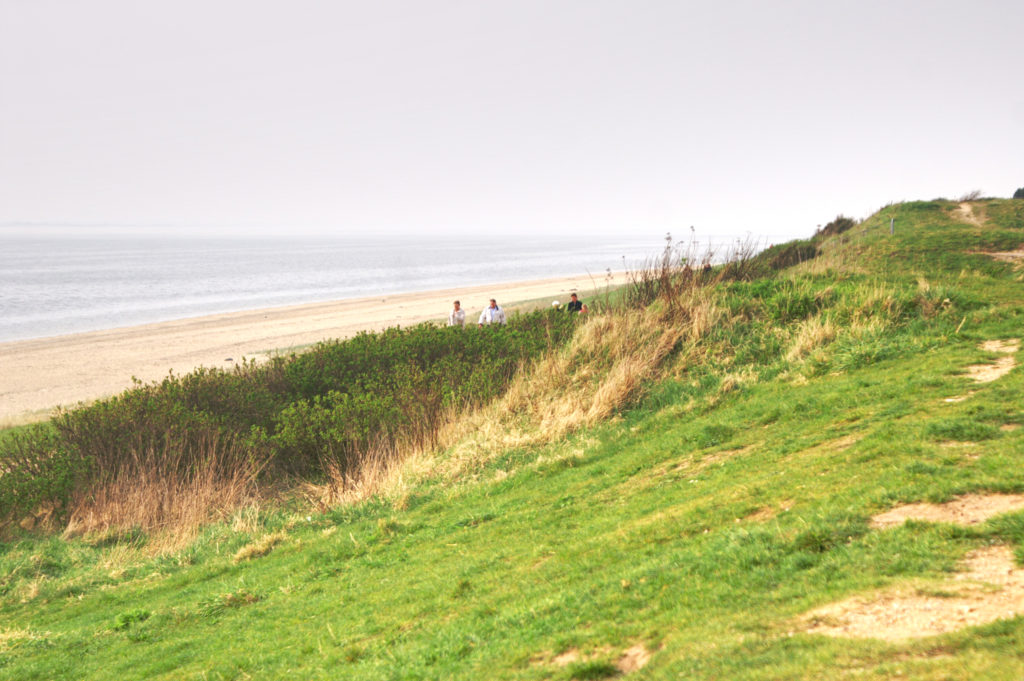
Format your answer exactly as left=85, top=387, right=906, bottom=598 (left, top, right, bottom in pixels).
left=0, top=310, right=581, bottom=537
left=2, top=198, right=1024, bottom=679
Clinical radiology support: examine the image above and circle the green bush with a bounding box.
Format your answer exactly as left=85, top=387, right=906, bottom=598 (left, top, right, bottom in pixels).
left=755, top=239, right=819, bottom=271
left=0, top=424, right=87, bottom=524
left=817, top=215, right=857, bottom=237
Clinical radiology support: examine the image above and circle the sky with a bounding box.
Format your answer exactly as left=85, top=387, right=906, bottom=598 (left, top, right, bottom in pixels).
left=1, top=0, right=1022, bottom=243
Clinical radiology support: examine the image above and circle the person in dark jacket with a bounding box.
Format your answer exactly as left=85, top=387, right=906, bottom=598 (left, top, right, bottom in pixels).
left=566, top=292, right=583, bottom=313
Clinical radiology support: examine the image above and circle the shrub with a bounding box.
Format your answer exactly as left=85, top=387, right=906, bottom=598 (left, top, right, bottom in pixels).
left=1014, top=187, right=1024, bottom=199
left=0, top=425, right=87, bottom=525
left=753, top=239, right=819, bottom=272
left=817, top=215, right=857, bottom=237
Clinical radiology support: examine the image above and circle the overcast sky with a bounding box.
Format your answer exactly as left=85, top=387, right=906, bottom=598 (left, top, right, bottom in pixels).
left=1, top=0, right=1022, bottom=242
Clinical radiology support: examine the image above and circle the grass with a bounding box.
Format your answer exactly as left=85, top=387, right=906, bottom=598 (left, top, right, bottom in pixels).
left=1, top=199, right=1024, bottom=678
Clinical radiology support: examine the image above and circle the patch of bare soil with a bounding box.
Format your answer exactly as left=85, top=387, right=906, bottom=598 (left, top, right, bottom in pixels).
left=552, top=649, right=581, bottom=666
left=985, top=249, right=1024, bottom=263
left=800, top=494, right=1024, bottom=640
left=980, top=339, right=1019, bottom=354
left=744, top=500, right=794, bottom=523
left=535, top=644, right=653, bottom=674
left=870, top=493, right=1024, bottom=529
left=954, top=202, right=985, bottom=227
left=745, top=506, right=778, bottom=522
left=965, top=339, right=1018, bottom=383
left=616, top=644, right=652, bottom=673
left=803, top=545, right=1024, bottom=640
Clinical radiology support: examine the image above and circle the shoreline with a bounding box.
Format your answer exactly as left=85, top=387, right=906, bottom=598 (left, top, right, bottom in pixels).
left=0, top=272, right=626, bottom=425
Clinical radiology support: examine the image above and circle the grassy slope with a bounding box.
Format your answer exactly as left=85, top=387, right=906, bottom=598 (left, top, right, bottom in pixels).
left=4, top=200, right=1024, bottom=679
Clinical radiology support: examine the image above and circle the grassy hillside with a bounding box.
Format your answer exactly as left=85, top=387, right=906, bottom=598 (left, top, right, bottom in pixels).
left=3, top=199, right=1024, bottom=679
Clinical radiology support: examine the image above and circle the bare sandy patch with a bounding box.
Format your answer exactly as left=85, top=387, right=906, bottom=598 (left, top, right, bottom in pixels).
left=984, top=249, right=1024, bottom=263
left=745, top=500, right=794, bottom=523
left=616, top=644, right=652, bottom=673
left=745, top=506, right=778, bottom=522
left=536, top=644, right=652, bottom=674
left=803, top=545, right=1024, bottom=640
left=980, top=339, right=1019, bottom=354
left=824, top=434, right=861, bottom=451
left=954, top=202, right=985, bottom=227
left=870, top=493, right=1024, bottom=529
left=693, top=444, right=754, bottom=472
left=1001, top=424, right=1020, bottom=432
left=965, top=338, right=1018, bottom=383
left=966, top=357, right=1016, bottom=383
left=937, top=441, right=975, bottom=448
left=552, top=648, right=581, bottom=666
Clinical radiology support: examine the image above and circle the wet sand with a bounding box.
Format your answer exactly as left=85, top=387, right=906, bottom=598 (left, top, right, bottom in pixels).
left=0, top=272, right=624, bottom=424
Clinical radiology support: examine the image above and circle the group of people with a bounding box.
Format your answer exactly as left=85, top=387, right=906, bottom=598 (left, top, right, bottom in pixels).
left=446, top=293, right=586, bottom=328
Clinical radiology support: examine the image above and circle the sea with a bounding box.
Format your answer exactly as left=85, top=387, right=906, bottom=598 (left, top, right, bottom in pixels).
left=0, top=233, right=663, bottom=343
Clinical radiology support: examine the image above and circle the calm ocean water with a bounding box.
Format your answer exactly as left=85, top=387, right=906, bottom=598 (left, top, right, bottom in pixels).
left=0, top=234, right=659, bottom=343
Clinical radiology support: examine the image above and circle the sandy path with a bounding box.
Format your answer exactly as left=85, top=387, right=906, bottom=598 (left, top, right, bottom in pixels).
left=0, top=272, right=625, bottom=424
left=954, top=202, right=984, bottom=226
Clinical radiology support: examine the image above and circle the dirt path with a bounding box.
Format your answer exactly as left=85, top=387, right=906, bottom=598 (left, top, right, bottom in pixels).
left=966, top=339, right=1019, bottom=383
left=954, top=202, right=985, bottom=227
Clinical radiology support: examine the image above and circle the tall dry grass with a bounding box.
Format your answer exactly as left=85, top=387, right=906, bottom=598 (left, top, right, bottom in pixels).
left=299, top=441, right=413, bottom=512
left=785, top=315, right=838, bottom=363
left=405, top=287, right=725, bottom=484
left=63, top=432, right=268, bottom=551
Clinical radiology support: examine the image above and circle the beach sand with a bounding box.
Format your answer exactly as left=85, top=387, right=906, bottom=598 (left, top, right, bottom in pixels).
left=0, top=272, right=625, bottom=425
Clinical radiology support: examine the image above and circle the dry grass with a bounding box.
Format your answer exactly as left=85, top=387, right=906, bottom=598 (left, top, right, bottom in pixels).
left=299, top=441, right=422, bottom=511
left=315, top=292, right=722, bottom=504
left=0, top=409, right=53, bottom=430
left=415, top=293, right=721, bottom=482
left=305, top=276, right=732, bottom=503
left=233, top=531, right=288, bottom=563
left=63, top=435, right=266, bottom=552
left=0, top=627, right=50, bottom=653
left=785, top=315, right=837, bottom=362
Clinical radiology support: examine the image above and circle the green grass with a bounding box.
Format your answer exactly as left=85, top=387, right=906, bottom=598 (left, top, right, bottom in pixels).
left=2, top=200, right=1024, bottom=679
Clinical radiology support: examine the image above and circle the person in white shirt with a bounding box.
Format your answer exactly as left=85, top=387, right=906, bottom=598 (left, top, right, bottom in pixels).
left=478, top=298, right=507, bottom=327
left=448, top=300, right=466, bottom=327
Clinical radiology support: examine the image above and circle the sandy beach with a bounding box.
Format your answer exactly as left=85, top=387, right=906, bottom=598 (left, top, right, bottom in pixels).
left=0, top=272, right=626, bottom=425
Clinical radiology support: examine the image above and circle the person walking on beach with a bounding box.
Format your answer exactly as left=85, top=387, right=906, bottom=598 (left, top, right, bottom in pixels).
left=448, top=300, right=466, bottom=327
left=566, top=292, right=583, bottom=313
left=478, top=299, right=507, bottom=327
